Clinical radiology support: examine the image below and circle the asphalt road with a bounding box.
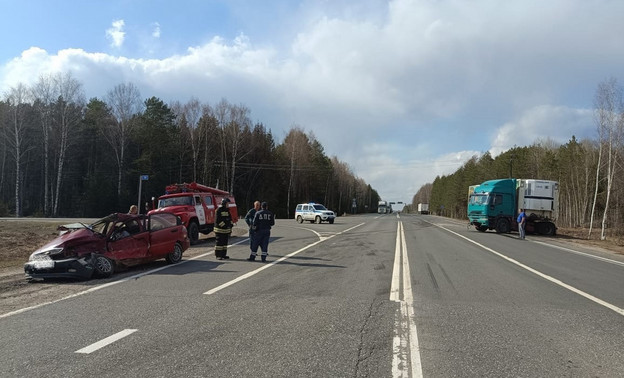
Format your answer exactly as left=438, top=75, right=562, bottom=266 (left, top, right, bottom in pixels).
left=1, top=214, right=623, bottom=377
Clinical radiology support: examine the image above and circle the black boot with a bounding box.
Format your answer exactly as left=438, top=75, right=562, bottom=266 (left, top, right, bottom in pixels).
left=247, top=255, right=256, bottom=261
left=261, top=255, right=266, bottom=262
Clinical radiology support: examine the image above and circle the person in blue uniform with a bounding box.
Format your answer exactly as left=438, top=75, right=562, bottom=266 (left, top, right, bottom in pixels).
left=245, top=201, right=261, bottom=250
left=248, top=202, right=275, bottom=262
left=214, top=198, right=233, bottom=260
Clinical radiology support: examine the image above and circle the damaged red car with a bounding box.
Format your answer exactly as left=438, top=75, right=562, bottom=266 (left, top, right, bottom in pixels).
left=24, top=212, right=190, bottom=280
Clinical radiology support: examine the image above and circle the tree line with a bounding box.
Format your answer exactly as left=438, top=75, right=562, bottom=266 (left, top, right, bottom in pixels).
left=411, top=78, right=624, bottom=240
left=0, top=73, right=381, bottom=219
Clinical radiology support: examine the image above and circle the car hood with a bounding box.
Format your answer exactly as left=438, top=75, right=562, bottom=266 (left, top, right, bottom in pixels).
left=33, top=228, right=101, bottom=254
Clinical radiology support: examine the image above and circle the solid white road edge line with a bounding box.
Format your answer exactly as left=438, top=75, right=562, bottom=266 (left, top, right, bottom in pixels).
left=391, top=221, right=424, bottom=378
left=389, top=221, right=402, bottom=302
left=75, top=329, right=137, bottom=354
left=0, top=238, right=250, bottom=319
left=204, top=223, right=365, bottom=295
left=432, top=222, right=624, bottom=317
left=530, top=240, right=624, bottom=267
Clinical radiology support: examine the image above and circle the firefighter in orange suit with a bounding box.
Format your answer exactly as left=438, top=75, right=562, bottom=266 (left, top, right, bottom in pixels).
left=214, top=198, right=233, bottom=260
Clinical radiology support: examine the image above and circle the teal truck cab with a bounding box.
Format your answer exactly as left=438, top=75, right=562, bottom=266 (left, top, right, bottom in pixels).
left=468, top=178, right=558, bottom=235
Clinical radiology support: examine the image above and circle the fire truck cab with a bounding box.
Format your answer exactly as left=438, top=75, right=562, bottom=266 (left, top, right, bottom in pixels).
left=149, top=182, right=238, bottom=244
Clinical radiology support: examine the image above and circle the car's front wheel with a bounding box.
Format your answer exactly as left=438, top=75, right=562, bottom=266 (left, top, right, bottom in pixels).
left=166, top=243, right=183, bottom=264
left=93, top=255, right=114, bottom=278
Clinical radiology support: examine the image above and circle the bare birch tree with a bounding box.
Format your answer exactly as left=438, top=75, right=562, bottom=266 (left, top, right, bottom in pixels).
left=214, top=99, right=230, bottom=190
left=51, top=72, right=85, bottom=216
left=226, top=103, right=252, bottom=193
left=283, top=127, right=311, bottom=216
left=105, top=83, right=142, bottom=196
left=30, top=74, right=57, bottom=216
left=200, top=104, right=218, bottom=183
left=4, top=84, right=30, bottom=217
left=183, top=98, right=203, bottom=182
left=590, top=78, right=623, bottom=239
left=0, top=102, right=8, bottom=198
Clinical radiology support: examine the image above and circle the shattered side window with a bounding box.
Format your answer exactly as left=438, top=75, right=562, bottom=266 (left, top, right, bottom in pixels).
left=91, top=219, right=111, bottom=235
left=150, top=213, right=179, bottom=231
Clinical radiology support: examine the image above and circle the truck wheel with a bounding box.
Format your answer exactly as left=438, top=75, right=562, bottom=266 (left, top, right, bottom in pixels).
left=315, top=216, right=321, bottom=224
left=188, top=222, right=199, bottom=245
left=94, top=256, right=114, bottom=278
left=477, top=225, right=488, bottom=232
left=495, top=218, right=510, bottom=234
left=538, top=222, right=556, bottom=236
left=296, top=215, right=304, bottom=223
left=166, top=243, right=183, bottom=264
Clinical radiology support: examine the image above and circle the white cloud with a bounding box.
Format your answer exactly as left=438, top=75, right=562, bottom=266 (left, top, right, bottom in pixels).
left=490, top=105, right=594, bottom=156
left=152, top=22, right=161, bottom=39
left=346, top=140, right=481, bottom=200
left=106, top=19, right=125, bottom=48
left=1, top=0, right=622, bottom=200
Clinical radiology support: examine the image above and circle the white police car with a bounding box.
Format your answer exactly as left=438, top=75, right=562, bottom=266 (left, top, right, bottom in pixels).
left=295, top=203, right=335, bottom=224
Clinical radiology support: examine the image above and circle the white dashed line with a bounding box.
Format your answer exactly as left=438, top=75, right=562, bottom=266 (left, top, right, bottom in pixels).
left=75, top=329, right=137, bottom=354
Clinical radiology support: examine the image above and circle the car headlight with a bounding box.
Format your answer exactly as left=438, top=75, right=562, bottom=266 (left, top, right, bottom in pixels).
left=29, top=248, right=64, bottom=261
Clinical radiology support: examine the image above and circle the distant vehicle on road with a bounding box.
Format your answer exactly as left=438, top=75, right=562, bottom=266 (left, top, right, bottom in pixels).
left=378, top=201, right=392, bottom=214
left=295, top=203, right=335, bottom=224
left=417, top=203, right=429, bottom=214
left=468, top=178, right=558, bottom=235
left=24, top=212, right=190, bottom=280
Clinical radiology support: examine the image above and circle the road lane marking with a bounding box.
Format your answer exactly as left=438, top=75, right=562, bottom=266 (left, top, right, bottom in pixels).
left=391, top=221, right=424, bottom=378
left=286, top=225, right=340, bottom=241
left=389, top=221, right=403, bottom=301
left=531, top=240, right=624, bottom=267
left=75, top=329, right=137, bottom=354
left=432, top=222, right=624, bottom=317
left=204, top=223, right=365, bottom=295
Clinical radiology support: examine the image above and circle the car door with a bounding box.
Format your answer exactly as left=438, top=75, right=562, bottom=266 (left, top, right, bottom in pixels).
left=301, top=205, right=310, bottom=220
left=107, top=219, right=149, bottom=261
left=194, top=195, right=207, bottom=225
left=203, top=195, right=215, bottom=225
left=148, top=213, right=183, bottom=257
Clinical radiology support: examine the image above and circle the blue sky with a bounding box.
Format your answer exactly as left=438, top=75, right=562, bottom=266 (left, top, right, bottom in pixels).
left=1, top=0, right=622, bottom=202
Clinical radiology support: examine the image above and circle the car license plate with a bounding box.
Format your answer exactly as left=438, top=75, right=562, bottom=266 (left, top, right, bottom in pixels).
left=30, top=255, right=54, bottom=269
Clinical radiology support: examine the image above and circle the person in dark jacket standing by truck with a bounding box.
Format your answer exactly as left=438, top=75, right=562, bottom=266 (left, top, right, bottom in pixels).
left=517, top=208, right=527, bottom=240
left=247, top=202, right=275, bottom=262
left=214, top=198, right=233, bottom=260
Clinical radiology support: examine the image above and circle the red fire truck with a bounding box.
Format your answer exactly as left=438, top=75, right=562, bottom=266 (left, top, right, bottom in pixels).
left=148, top=182, right=238, bottom=244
